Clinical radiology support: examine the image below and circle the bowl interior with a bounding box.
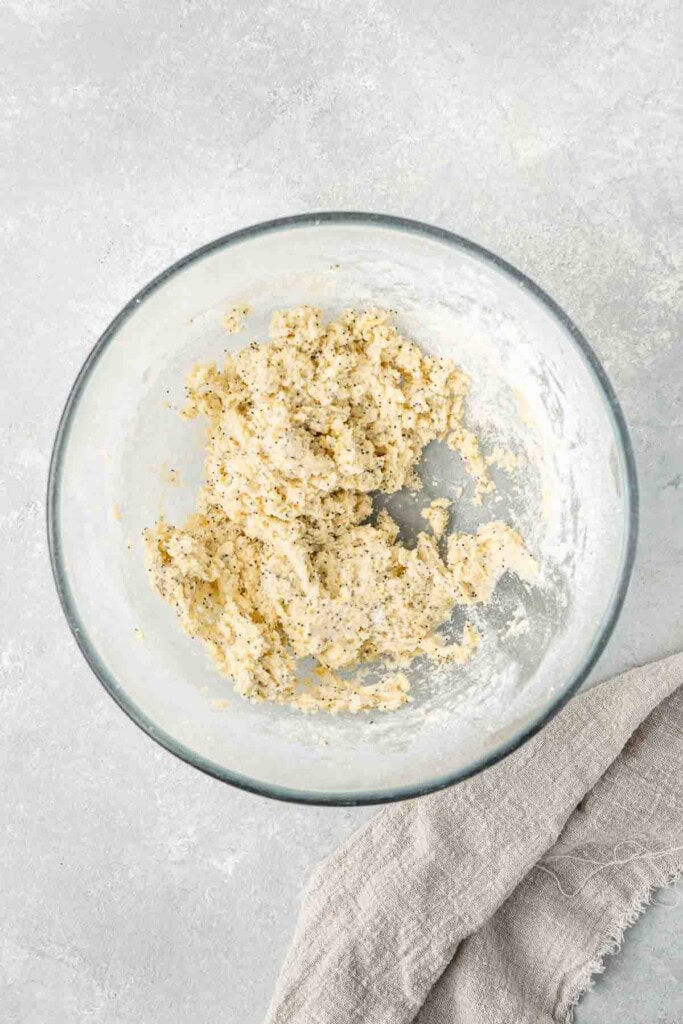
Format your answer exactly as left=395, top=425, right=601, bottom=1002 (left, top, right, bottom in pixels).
left=51, top=217, right=634, bottom=803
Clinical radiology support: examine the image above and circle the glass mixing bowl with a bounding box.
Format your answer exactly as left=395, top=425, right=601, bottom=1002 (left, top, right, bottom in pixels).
left=48, top=213, right=637, bottom=805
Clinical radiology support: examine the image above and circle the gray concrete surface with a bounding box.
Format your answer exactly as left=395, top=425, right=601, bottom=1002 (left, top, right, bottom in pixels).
left=1, top=0, right=681, bottom=1021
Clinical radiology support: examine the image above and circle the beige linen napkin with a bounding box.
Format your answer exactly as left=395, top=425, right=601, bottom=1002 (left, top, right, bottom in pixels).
left=267, top=652, right=683, bottom=1024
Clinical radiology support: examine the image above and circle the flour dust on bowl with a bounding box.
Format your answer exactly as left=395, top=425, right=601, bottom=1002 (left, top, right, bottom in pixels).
left=48, top=213, right=637, bottom=804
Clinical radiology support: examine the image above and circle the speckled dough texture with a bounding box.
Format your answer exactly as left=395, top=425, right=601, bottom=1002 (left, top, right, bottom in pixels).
left=3, top=2, right=682, bottom=1023
left=145, top=308, right=536, bottom=712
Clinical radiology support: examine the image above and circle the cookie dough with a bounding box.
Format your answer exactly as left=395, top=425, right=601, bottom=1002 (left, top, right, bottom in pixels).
left=421, top=497, right=451, bottom=540
left=145, top=307, right=537, bottom=713
left=221, top=303, right=252, bottom=334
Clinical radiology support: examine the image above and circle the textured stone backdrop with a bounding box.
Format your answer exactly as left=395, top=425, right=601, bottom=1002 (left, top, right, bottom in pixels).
left=1, top=1, right=681, bottom=1021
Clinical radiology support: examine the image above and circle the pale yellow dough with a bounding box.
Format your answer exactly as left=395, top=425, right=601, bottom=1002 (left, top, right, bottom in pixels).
left=145, top=307, right=536, bottom=713
left=421, top=497, right=451, bottom=540
left=221, top=303, right=252, bottom=334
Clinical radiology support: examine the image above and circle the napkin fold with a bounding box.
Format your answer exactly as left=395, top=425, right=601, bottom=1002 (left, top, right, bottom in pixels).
left=267, top=652, right=683, bottom=1024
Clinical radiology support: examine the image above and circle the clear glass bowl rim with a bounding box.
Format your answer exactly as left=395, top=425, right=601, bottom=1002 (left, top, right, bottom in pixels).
left=47, top=211, right=639, bottom=806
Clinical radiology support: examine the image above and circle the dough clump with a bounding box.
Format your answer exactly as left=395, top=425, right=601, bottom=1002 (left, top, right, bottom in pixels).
left=145, top=308, right=536, bottom=713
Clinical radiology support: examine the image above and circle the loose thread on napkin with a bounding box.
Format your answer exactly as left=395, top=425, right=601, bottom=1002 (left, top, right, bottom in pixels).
left=536, top=840, right=683, bottom=899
